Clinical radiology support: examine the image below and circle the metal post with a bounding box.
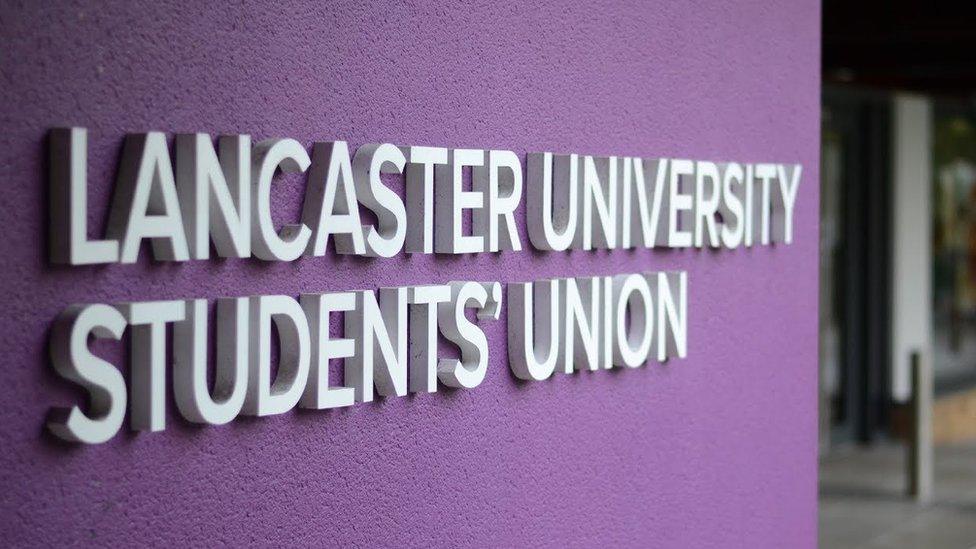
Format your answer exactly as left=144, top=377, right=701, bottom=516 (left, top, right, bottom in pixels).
left=907, top=350, right=932, bottom=503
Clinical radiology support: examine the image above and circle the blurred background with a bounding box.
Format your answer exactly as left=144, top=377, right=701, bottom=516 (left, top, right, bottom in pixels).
left=819, top=1, right=976, bottom=547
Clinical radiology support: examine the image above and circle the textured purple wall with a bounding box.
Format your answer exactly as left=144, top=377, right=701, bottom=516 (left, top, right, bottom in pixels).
left=0, top=1, right=820, bottom=546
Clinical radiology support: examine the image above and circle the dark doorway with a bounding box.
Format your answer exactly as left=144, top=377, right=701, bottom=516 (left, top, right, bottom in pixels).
left=821, top=88, right=892, bottom=445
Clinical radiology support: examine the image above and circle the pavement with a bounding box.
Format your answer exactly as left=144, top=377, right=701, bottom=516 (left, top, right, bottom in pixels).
left=820, top=441, right=976, bottom=548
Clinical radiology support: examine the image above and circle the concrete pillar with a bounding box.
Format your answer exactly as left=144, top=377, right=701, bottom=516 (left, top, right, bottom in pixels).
left=891, top=94, right=933, bottom=503
left=891, top=95, right=933, bottom=403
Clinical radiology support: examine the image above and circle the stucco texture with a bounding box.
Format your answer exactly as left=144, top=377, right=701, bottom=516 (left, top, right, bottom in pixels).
left=0, top=1, right=821, bottom=547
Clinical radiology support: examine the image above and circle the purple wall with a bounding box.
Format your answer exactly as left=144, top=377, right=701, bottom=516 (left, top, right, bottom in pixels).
left=0, top=1, right=820, bottom=546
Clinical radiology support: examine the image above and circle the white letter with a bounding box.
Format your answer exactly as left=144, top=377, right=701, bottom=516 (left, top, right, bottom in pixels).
left=175, top=134, right=251, bottom=259
left=303, top=141, right=366, bottom=256
left=694, top=161, right=721, bottom=248
left=754, top=163, right=776, bottom=246
left=612, top=274, right=654, bottom=368
left=47, top=304, right=127, bottom=444
left=560, top=277, right=603, bottom=372
left=173, top=298, right=249, bottom=425
left=120, top=300, right=186, bottom=432
left=352, top=143, right=407, bottom=257
left=404, top=146, right=448, bottom=254
left=475, top=150, right=523, bottom=252
left=647, top=158, right=671, bottom=248
left=437, top=281, right=497, bottom=389
left=507, top=279, right=560, bottom=380
left=251, top=139, right=312, bottom=261
left=300, top=292, right=356, bottom=410
left=243, top=295, right=310, bottom=416
left=107, top=133, right=190, bottom=263
left=772, top=164, right=802, bottom=244
left=435, top=149, right=485, bottom=254
left=744, top=164, right=757, bottom=247
left=576, top=156, right=618, bottom=250
left=345, top=288, right=408, bottom=402
left=654, top=271, right=688, bottom=361
left=526, top=153, right=578, bottom=251
left=407, top=285, right=452, bottom=393
left=667, top=159, right=694, bottom=248
left=49, top=128, right=119, bottom=265
left=718, top=163, right=745, bottom=249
